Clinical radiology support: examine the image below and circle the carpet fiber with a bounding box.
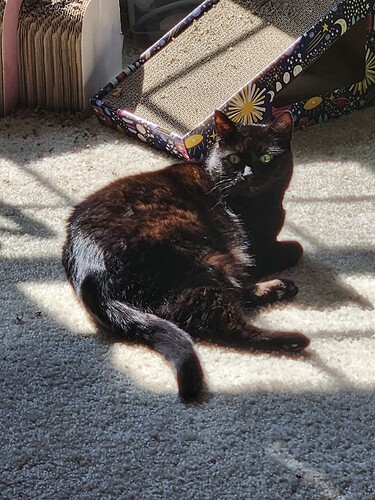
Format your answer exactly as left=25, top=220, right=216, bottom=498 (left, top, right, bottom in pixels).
left=1, top=105, right=374, bottom=499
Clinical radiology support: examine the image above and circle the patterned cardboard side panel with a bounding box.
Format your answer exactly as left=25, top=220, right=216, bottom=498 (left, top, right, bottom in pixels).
left=91, top=103, right=189, bottom=159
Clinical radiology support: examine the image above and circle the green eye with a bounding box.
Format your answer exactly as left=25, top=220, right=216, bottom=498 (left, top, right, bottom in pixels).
left=259, top=154, right=273, bottom=164
left=229, top=154, right=241, bottom=165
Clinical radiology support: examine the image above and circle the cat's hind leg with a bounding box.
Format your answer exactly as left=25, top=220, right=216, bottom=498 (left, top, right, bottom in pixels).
left=169, top=285, right=309, bottom=354
left=241, top=326, right=310, bottom=353
left=213, top=317, right=310, bottom=354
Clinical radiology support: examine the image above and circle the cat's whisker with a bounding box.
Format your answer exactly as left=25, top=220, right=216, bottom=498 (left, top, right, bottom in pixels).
left=207, top=180, right=231, bottom=194
left=213, top=177, right=232, bottom=186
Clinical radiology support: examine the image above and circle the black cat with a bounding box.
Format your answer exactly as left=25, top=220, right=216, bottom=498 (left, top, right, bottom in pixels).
left=62, top=110, right=309, bottom=401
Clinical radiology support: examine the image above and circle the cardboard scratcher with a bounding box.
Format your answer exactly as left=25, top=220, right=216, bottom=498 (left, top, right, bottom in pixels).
left=1, top=0, right=24, bottom=116
left=0, top=1, right=4, bottom=116
left=8, top=0, right=122, bottom=114
left=91, top=0, right=375, bottom=161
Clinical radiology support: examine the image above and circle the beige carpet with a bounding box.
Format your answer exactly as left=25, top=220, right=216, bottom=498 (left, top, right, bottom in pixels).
left=1, top=105, right=374, bottom=498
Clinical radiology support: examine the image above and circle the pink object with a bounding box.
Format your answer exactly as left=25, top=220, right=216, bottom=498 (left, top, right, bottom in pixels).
left=272, top=104, right=292, bottom=118
left=334, top=97, right=349, bottom=110
left=2, top=0, right=23, bottom=115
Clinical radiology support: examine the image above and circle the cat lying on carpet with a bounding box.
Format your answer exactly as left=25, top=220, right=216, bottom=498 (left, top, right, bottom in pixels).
left=62, top=110, right=309, bottom=401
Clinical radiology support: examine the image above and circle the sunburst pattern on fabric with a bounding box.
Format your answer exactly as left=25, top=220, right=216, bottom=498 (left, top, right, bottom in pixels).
left=350, top=48, right=375, bottom=94
left=227, top=84, right=266, bottom=125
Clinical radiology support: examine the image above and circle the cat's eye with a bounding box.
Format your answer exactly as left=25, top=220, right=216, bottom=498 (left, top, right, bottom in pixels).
left=229, top=154, right=241, bottom=165
left=259, top=154, right=273, bottom=164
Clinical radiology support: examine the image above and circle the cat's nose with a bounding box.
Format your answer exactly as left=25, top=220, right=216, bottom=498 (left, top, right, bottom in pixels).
left=243, top=166, right=253, bottom=178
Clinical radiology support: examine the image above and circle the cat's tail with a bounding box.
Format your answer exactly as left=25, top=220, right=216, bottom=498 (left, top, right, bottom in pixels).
left=80, top=273, right=204, bottom=401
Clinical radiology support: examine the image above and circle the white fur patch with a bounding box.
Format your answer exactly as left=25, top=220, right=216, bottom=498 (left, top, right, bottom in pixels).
left=243, top=165, right=253, bottom=177
left=70, top=230, right=106, bottom=296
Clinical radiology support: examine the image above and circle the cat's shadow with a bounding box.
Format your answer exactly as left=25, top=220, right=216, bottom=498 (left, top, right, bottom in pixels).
left=268, top=252, right=374, bottom=311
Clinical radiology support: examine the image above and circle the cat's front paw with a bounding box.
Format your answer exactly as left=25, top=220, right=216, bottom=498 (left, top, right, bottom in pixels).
left=252, top=278, right=298, bottom=305
left=274, top=278, right=298, bottom=301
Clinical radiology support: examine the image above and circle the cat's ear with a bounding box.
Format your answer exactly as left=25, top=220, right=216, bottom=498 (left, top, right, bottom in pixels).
left=214, top=110, right=237, bottom=141
left=269, top=111, right=293, bottom=139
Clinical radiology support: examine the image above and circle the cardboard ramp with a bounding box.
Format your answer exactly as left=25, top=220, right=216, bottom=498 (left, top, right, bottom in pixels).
left=91, top=0, right=375, bottom=161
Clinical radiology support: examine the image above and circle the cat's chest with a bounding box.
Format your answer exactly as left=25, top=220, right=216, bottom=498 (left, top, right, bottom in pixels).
left=200, top=206, right=254, bottom=285
left=228, top=196, right=285, bottom=240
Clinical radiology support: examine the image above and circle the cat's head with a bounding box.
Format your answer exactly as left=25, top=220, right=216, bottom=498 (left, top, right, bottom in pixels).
left=206, top=110, right=294, bottom=199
